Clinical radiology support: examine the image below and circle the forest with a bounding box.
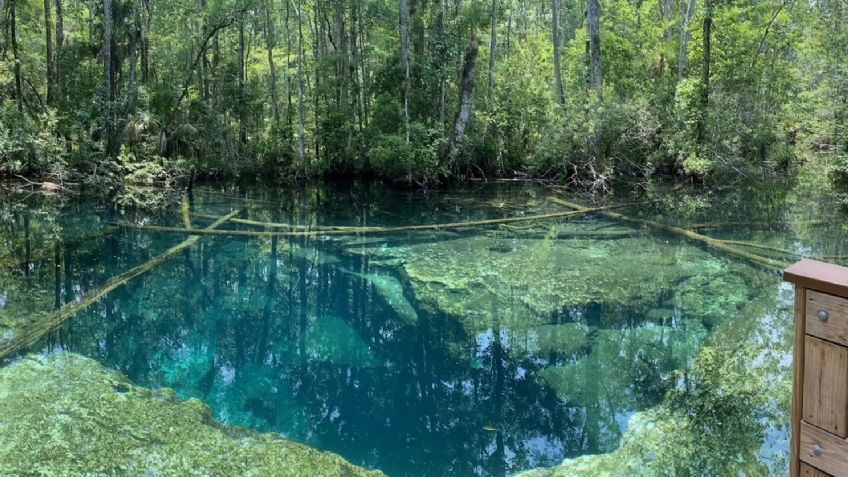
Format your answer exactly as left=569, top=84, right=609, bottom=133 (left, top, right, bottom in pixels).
left=0, top=0, right=847, bottom=192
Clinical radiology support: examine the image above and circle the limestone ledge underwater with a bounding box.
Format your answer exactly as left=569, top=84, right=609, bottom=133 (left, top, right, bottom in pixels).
left=0, top=353, right=385, bottom=477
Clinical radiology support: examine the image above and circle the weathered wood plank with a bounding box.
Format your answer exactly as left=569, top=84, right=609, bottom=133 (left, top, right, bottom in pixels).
left=800, top=420, right=848, bottom=476
left=785, top=260, right=848, bottom=299
left=800, top=462, right=832, bottom=477
left=806, top=290, right=848, bottom=347
left=793, top=286, right=808, bottom=477
left=803, top=336, right=848, bottom=437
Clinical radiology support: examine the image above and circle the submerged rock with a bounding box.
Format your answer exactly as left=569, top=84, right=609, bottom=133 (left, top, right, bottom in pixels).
left=0, top=353, right=384, bottom=476
left=343, top=270, right=419, bottom=324
left=371, top=233, right=753, bottom=333
left=517, top=287, right=792, bottom=477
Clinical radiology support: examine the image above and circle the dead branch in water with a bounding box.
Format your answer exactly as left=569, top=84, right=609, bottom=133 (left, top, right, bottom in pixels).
left=192, top=212, right=369, bottom=231
left=548, top=197, right=788, bottom=269
left=122, top=202, right=640, bottom=238
left=0, top=209, right=241, bottom=360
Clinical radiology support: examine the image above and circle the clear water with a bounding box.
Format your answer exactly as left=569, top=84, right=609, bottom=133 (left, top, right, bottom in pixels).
left=1, top=177, right=846, bottom=476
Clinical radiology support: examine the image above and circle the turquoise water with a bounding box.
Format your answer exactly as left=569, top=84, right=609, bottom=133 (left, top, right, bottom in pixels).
left=1, top=179, right=846, bottom=476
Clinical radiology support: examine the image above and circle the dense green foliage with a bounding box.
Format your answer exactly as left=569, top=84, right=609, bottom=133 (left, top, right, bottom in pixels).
left=1, top=0, right=846, bottom=185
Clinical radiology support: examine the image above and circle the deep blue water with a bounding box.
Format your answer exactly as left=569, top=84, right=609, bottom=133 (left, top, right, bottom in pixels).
left=3, top=180, right=846, bottom=475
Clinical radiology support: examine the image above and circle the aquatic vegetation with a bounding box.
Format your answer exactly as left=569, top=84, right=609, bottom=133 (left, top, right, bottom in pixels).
left=381, top=234, right=751, bottom=333
left=0, top=353, right=384, bottom=476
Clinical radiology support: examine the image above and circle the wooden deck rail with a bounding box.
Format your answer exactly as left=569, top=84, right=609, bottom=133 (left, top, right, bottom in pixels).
left=785, top=259, right=848, bottom=477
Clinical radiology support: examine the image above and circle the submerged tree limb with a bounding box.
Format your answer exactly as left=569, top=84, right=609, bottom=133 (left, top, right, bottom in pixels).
left=191, top=212, right=367, bottom=231
left=718, top=239, right=798, bottom=257
left=121, top=203, right=640, bottom=238
left=547, top=197, right=788, bottom=269
left=0, top=209, right=241, bottom=361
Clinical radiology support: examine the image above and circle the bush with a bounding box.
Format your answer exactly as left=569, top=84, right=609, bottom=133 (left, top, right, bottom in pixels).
left=367, top=123, right=443, bottom=184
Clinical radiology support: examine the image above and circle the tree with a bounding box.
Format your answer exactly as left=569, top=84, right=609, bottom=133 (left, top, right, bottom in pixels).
left=400, top=0, right=411, bottom=143
left=44, top=0, right=55, bottom=105
left=552, top=0, right=564, bottom=106
left=263, top=0, right=281, bottom=125
left=488, top=0, right=497, bottom=91
left=587, top=0, right=602, bottom=162
left=103, top=0, right=115, bottom=155
left=447, top=35, right=480, bottom=165
left=11, top=0, right=23, bottom=113
left=698, top=0, right=713, bottom=146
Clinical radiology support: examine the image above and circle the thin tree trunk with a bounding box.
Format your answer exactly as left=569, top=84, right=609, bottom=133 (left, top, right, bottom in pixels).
left=552, top=0, right=564, bottom=105
left=285, top=0, right=293, bottom=136
left=400, top=0, right=411, bottom=142
left=55, top=0, right=64, bottom=100
left=587, top=0, right=602, bottom=161
left=11, top=0, right=23, bottom=113
left=698, top=0, right=712, bottom=146
left=238, top=15, right=247, bottom=144
left=44, top=0, right=55, bottom=105
left=141, top=0, right=150, bottom=84
left=264, top=0, right=281, bottom=125
left=359, top=5, right=370, bottom=127
left=677, top=0, right=695, bottom=83
left=447, top=35, right=480, bottom=165
left=296, top=0, right=306, bottom=169
left=103, top=0, right=114, bottom=154
left=488, top=0, right=497, bottom=92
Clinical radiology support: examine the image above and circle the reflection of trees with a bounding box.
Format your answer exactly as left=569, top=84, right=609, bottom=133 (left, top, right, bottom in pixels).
left=1, top=182, right=813, bottom=476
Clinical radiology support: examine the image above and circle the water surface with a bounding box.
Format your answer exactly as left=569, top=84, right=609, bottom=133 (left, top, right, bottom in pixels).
left=1, top=178, right=844, bottom=476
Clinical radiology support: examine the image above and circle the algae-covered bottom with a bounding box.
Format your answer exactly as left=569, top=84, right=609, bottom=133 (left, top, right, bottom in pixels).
left=0, top=180, right=843, bottom=476
left=0, top=353, right=382, bottom=476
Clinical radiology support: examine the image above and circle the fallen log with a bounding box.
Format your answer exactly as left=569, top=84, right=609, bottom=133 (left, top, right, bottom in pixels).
left=548, top=197, right=788, bottom=269
left=719, top=239, right=799, bottom=258
left=192, top=212, right=368, bottom=231
left=0, top=209, right=241, bottom=360
left=122, top=203, right=640, bottom=238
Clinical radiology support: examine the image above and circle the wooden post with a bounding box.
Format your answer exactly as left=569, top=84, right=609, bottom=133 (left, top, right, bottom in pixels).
left=785, top=259, right=848, bottom=477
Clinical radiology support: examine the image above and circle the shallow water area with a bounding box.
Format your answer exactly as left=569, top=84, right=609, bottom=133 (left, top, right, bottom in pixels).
left=1, top=178, right=845, bottom=476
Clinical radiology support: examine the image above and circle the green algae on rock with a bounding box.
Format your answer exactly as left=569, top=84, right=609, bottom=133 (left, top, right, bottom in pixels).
left=365, top=232, right=756, bottom=333
left=0, top=353, right=385, bottom=477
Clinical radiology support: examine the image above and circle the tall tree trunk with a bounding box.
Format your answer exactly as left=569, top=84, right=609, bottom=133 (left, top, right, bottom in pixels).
left=488, top=0, right=497, bottom=92
left=9, top=0, right=24, bottom=112
left=698, top=0, right=712, bottom=146
left=141, top=0, right=150, bottom=84
left=400, top=0, right=411, bottom=142
left=238, top=15, right=247, bottom=144
left=264, top=0, right=281, bottom=125
left=44, top=0, right=55, bottom=105
left=55, top=0, right=64, bottom=48
left=552, top=0, right=564, bottom=105
left=11, top=0, right=23, bottom=112
left=285, top=0, right=293, bottom=136
left=359, top=5, right=370, bottom=128
left=55, top=0, right=64, bottom=100
left=447, top=35, right=480, bottom=165
left=587, top=0, right=602, bottom=162
left=103, top=0, right=115, bottom=155
left=677, top=0, right=695, bottom=83
left=296, top=0, right=306, bottom=170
